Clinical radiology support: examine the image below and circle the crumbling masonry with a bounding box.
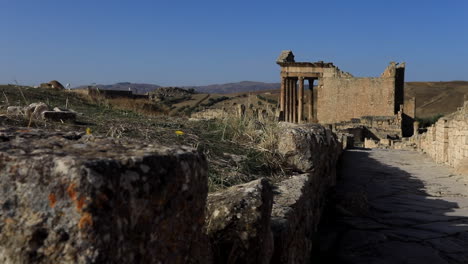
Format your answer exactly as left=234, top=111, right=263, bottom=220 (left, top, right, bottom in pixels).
left=276, top=50, right=415, bottom=138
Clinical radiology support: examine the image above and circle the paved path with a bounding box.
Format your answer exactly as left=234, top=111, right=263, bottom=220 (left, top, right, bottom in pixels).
left=319, top=149, right=468, bottom=264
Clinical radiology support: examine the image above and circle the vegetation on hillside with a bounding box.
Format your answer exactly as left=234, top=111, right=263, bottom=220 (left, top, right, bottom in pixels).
left=0, top=85, right=288, bottom=192
left=415, top=114, right=444, bottom=128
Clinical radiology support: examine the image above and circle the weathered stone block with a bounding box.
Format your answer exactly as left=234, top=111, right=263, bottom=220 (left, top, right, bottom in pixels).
left=337, top=133, right=354, bottom=149
left=205, top=178, right=273, bottom=264
left=364, top=138, right=379, bottom=149
left=25, top=102, right=49, bottom=119
left=0, top=128, right=209, bottom=264
left=271, top=174, right=316, bottom=264
left=6, top=106, right=23, bottom=116
left=380, top=138, right=392, bottom=146
left=277, top=122, right=341, bottom=173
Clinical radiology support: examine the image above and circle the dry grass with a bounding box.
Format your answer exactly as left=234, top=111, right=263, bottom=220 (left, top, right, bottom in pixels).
left=201, top=116, right=288, bottom=191
left=107, top=98, right=169, bottom=116
left=0, top=84, right=290, bottom=192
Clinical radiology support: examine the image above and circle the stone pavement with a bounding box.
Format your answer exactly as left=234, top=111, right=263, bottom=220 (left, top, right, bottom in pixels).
left=318, top=149, right=468, bottom=264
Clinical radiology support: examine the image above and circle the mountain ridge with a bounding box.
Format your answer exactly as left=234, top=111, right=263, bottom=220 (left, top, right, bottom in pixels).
left=74, top=81, right=280, bottom=94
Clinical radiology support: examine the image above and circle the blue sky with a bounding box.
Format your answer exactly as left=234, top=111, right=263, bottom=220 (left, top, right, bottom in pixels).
left=1, top=0, right=467, bottom=86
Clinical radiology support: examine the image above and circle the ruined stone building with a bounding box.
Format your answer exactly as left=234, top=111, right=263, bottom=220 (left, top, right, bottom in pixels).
left=276, top=50, right=415, bottom=140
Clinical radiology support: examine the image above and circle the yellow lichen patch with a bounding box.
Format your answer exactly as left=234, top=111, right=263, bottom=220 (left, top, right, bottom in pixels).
left=4, top=218, right=14, bottom=225
left=48, top=193, right=57, bottom=208
left=78, top=212, right=93, bottom=229
left=67, top=183, right=77, bottom=201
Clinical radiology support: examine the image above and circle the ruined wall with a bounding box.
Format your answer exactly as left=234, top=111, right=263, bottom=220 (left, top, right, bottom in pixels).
left=316, top=63, right=404, bottom=124
left=0, top=129, right=210, bottom=264
left=1, top=123, right=343, bottom=264
left=333, top=113, right=403, bottom=144
left=397, top=101, right=468, bottom=170
left=403, top=97, right=416, bottom=119
left=317, top=77, right=396, bottom=124
left=205, top=123, right=343, bottom=264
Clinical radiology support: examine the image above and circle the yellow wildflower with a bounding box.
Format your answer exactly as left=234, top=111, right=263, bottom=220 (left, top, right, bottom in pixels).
left=175, top=130, right=184, bottom=136
left=86, top=128, right=92, bottom=135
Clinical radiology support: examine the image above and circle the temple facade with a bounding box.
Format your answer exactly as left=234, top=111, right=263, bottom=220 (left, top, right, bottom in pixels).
left=276, top=50, right=414, bottom=138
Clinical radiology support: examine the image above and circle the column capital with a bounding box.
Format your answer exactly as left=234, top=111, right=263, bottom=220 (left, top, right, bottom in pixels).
left=298, top=76, right=305, bottom=81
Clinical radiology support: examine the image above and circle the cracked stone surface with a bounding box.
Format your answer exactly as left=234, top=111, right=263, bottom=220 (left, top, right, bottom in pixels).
left=319, top=149, right=468, bottom=264
left=0, top=128, right=210, bottom=263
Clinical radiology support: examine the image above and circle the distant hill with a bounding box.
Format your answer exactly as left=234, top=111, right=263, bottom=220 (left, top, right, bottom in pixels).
left=74, top=82, right=161, bottom=94
left=185, top=81, right=280, bottom=94
left=405, top=81, right=468, bottom=118
left=74, top=81, right=280, bottom=95
left=72, top=80, right=468, bottom=119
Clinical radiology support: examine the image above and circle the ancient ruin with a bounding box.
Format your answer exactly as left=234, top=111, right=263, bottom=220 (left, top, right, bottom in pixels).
left=276, top=50, right=415, bottom=140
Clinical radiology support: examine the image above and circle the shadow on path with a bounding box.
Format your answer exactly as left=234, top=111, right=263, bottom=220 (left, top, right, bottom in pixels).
left=315, top=149, right=468, bottom=264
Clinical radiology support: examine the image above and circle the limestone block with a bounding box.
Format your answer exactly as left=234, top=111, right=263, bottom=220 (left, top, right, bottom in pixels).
left=191, top=109, right=227, bottom=120
left=271, top=173, right=331, bottom=264
left=205, top=178, right=273, bottom=264
left=277, top=122, right=341, bottom=173
left=0, top=128, right=210, bottom=264
left=364, top=138, right=379, bottom=149
left=6, top=106, right=24, bottom=116
left=25, top=102, right=49, bottom=119
left=380, top=138, right=392, bottom=146
left=336, top=133, right=354, bottom=149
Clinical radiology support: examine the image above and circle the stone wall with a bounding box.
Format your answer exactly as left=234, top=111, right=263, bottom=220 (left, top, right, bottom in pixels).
left=317, top=77, right=396, bottom=124
left=403, top=97, right=416, bottom=119
left=205, top=123, right=343, bottom=263
left=316, top=62, right=405, bottom=124
left=393, top=101, right=468, bottom=170
left=0, top=123, right=343, bottom=263
left=333, top=113, right=403, bottom=145
left=0, top=128, right=210, bottom=264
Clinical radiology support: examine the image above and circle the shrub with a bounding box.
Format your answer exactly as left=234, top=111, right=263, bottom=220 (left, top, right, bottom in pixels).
left=201, top=96, right=230, bottom=107
left=257, top=94, right=278, bottom=105
left=415, top=114, right=444, bottom=128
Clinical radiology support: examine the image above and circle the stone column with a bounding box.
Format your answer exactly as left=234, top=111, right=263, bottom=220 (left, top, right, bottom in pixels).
left=291, top=79, right=296, bottom=123
left=280, top=77, right=286, bottom=113
left=298, top=77, right=304, bottom=123
left=289, top=79, right=294, bottom=122
left=308, top=79, right=314, bottom=122
left=285, top=78, right=290, bottom=122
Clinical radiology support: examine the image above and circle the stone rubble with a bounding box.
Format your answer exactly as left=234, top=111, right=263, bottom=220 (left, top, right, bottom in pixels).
left=5, top=103, right=78, bottom=122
